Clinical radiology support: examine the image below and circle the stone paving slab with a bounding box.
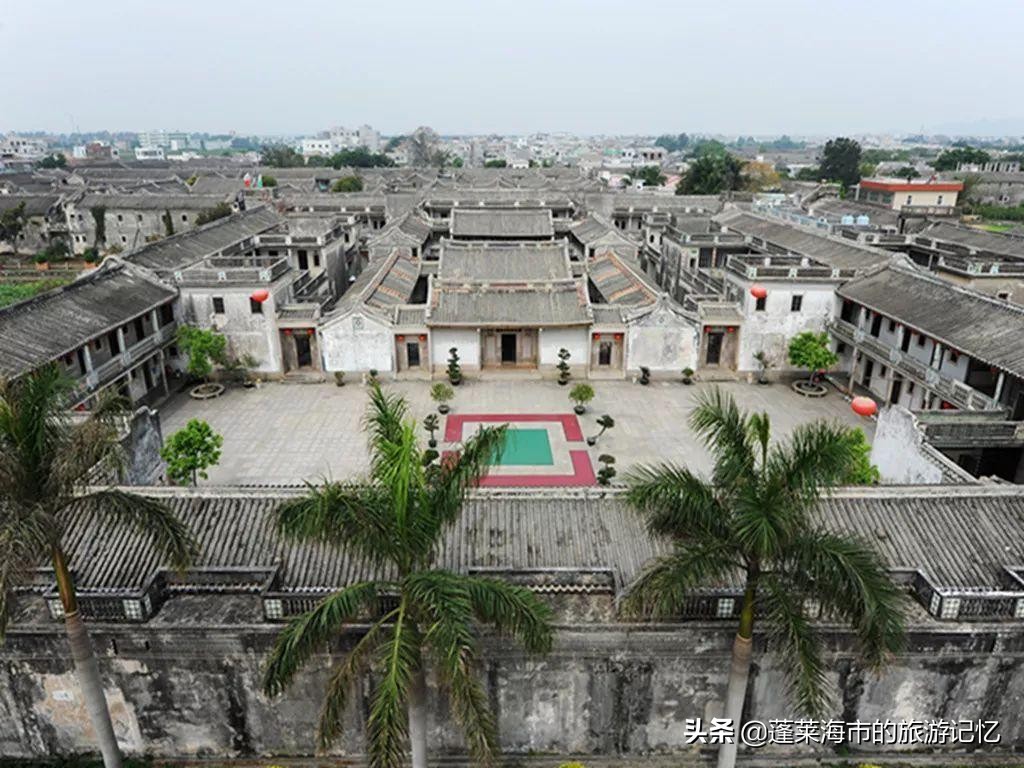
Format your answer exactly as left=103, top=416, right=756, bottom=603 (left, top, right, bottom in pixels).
left=158, top=379, right=875, bottom=486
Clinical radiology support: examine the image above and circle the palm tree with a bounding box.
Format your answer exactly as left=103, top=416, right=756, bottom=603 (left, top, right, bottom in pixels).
left=0, top=365, right=198, bottom=768
left=624, top=388, right=905, bottom=768
left=263, top=383, right=553, bottom=768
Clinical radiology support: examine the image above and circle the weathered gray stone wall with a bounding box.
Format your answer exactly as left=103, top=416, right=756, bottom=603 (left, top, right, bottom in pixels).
left=2, top=614, right=1022, bottom=761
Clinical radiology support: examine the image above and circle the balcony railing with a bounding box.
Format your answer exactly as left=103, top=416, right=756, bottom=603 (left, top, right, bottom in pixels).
left=826, top=317, right=1001, bottom=412
left=71, top=321, right=177, bottom=403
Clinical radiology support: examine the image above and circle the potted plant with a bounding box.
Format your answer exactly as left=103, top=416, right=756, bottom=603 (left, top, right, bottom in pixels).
left=431, top=382, right=454, bottom=414
left=447, top=347, right=462, bottom=386
left=569, top=382, right=595, bottom=415
left=423, top=413, right=439, bottom=448
left=681, top=367, right=695, bottom=385
left=333, top=371, right=345, bottom=387
left=787, top=331, right=837, bottom=397
left=596, top=454, right=617, bottom=486
left=587, top=414, right=615, bottom=447
left=753, top=351, right=772, bottom=385
left=556, top=348, right=571, bottom=385
left=639, top=366, right=651, bottom=385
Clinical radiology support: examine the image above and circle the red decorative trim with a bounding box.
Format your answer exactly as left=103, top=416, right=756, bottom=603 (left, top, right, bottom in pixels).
left=444, top=413, right=584, bottom=442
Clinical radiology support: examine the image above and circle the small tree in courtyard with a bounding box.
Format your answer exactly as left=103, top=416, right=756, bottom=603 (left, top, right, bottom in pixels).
left=0, top=202, right=27, bottom=256
left=788, top=332, right=838, bottom=389
left=176, top=325, right=228, bottom=384
left=588, top=414, right=615, bottom=446
left=447, top=347, right=462, bottom=385
left=431, top=381, right=454, bottom=414
left=161, top=419, right=223, bottom=486
left=569, top=382, right=595, bottom=414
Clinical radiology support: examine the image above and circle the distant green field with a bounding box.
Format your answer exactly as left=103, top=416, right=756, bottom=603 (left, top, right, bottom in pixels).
left=0, top=278, right=70, bottom=308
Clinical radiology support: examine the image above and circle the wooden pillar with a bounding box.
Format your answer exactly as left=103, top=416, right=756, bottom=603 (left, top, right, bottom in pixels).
left=994, top=371, right=1006, bottom=402
left=158, top=349, right=169, bottom=397
left=848, top=347, right=859, bottom=392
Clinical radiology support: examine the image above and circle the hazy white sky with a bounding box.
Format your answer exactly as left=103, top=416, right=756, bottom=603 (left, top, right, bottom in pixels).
left=1, top=0, right=1021, bottom=136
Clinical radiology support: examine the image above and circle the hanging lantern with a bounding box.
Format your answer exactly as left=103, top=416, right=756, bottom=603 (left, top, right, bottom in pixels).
left=397, top=335, right=405, bottom=342
left=419, top=334, right=427, bottom=342
left=851, top=396, right=877, bottom=417
left=614, top=333, right=623, bottom=341
left=750, top=284, right=768, bottom=300
left=594, top=333, right=602, bottom=341
left=251, top=288, right=270, bottom=304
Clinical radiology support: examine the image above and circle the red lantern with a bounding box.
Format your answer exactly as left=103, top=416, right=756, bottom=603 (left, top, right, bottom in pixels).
left=419, top=334, right=427, bottom=342
left=594, top=333, right=602, bottom=341
left=251, top=288, right=270, bottom=304
left=851, top=396, right=877, bottom=417
left=614, top=333, right=623, bottom=341
left=750, top=284, right=768, bottom=300
left=726, top=326, right=735, bottom=333
left=284, top=328, right=292, bottom=336
left=397, top=335, right=405, bottom=342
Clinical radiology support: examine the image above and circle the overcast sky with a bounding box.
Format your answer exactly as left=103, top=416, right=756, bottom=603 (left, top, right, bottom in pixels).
left=2, top=0, right=1021, bottom=137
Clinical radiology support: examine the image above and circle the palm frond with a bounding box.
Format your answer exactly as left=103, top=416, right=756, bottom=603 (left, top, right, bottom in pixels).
left=405, top=570, right=498, bottom=764
left=73, top=488, right=198, bottom=572
left=422, top=424, right=506, bottom=542
left=761, top=576, right=831, bottom=717
left=0, top=509, right=53, bottom=636
left=273, top=482, right=399, bottom=568
left=363, top=382, right=409, bottom=456
left=624, top=463, right=727, bottom=540
left=688, top=387, right=756, bottom=487
left=622, top=542, right=739, bottom=619
left=367, top=599, right=420, bottom=768
left=464, top=575, right=553, bottom=654
left=317, top=609, right=397, bottom=750
left=768, top=421, right=860, bottom=508
left=263, top=582, right=382, bottom=697
left=786, top=530, right=906, bottom=670
left=51, top=390, right=130, bottom=491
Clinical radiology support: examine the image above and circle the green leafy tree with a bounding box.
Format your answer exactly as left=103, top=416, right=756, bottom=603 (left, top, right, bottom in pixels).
left=787, top=331, right=838, bottom=384
left=0, top=201, right=27, bottom=255
left=260, top=143, right=305, bottom=167
left=934, top=146, right=990, bottom=172
left=483, top=159, right=507, bottom=168
left=819, top=137, right=862, bottom=188
left=261, top=174, right=278, bottom=187
left=654, top=133, right=689, bottom=153
left=842, top=427, right=880, bottom=485
left=195, top=202, right=233, bottom=226
left=332, top=175, right=364, bottom=193
left=161, top=419, right=223, bottom=486
left=37, top=153, right=67, bottom=169
left=328, top=148, right=395, bottom=168
left=447, top=347, right=462, bottom=385
left=569, top=382, right=595, bottom=411
left=624, top=388, right=905, bottom=768
left=676, top=153, right=744, bottom=195
left=629, top=165, right=667, bottom=187
left=894, top=166, right=920, bottom=180
left=0, top=366, right=197, bottom=768
left=176, top=325, right=227, bottom=382
left=262, top=384, right=553, bottom=767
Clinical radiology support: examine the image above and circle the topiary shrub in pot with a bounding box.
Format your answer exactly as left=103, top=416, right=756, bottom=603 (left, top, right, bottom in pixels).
left=431, top=382, right=454, bottom=414
left=569, top=382, right=595, bottom=415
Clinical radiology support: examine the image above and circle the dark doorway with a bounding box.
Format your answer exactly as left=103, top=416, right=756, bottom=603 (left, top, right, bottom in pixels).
left=297, top=249, right=309, bottom=271
left=870, top=314, right=883, bottom=337
left=501, top=333, right=517, bottom=364
left=862, top=359, right=874, bottom=388
left=706, top=332, right=724, bottom=365
left=406, top=341, right=421, bottom=368
left=598, top=341, right=612, bottom=366
left=890, top=376, right=902, bottom=404
left=295, top=334, right=312, bottom=368
left=142, top=364, right=154, bottom=391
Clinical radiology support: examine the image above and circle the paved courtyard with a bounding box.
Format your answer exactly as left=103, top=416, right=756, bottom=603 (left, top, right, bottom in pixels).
left=158, top=378, right=876, bottom=486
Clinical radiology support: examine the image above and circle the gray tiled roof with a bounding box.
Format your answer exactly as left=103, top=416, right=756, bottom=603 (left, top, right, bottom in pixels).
left=588, top=252, right=656, bottom=306
left=838, top=264, right=1024, bottom=378
left=920, top=222, right=1024, bottom=259
left=125, top=206, right=283, bottom=273
left=451, top=208, right=554, bottom=238
left=439, top=242, right=571, bottom=282
left=429, top=281, right=589, bottom=326
left=0, top=260, right=176, bottom=378
left=48, top=485, right=1024, bottom=595
left=716, top=209, right=890, bottom=271
left=76, top=193, right=228, bottom=211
